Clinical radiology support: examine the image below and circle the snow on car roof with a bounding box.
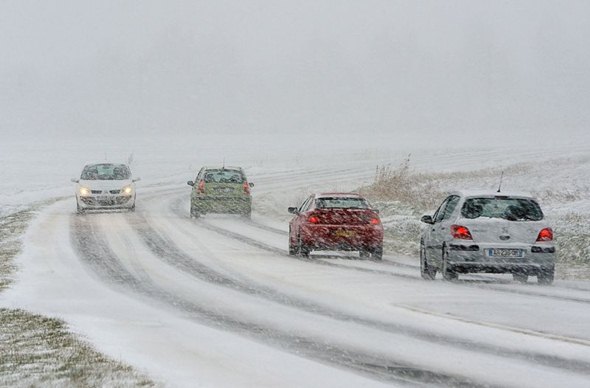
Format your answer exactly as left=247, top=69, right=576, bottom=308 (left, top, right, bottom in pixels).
left=202, top=166, right=243, bottom=170
left=84, top=162, right=129, bottom=166
left=450, top=189, right=536, bottom=199
left=315, top=192, right=363, bottom=198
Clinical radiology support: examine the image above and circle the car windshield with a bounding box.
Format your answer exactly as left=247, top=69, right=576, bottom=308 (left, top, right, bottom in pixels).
left=461, top=197, right=543, bottom=221
left=81, top=164, right=131, bottom=180
left=315, top=197, right=369, bottom=209
left=203, top=169, right=244, bottom=183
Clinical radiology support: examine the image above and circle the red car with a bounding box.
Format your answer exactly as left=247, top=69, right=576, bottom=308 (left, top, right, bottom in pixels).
left=288, top=193, right=384, bottom=259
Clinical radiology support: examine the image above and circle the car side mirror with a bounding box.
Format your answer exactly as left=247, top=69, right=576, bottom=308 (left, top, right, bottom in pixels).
left=288, top=207, right=298, bottom=214
left=249, top=182, right=254, bottom=188
left=187, top=181, right=194, bottom=186
left=372, top=209, right=380, bottom=214
left=420, top=215, right=434, bottom=224
left=133, top=177, right=141, bottom=182
left=71, top=178, right=79, bottom=183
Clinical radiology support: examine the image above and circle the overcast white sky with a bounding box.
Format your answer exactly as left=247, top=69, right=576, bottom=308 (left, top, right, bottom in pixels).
left=1, top=0, right=589, bottom=150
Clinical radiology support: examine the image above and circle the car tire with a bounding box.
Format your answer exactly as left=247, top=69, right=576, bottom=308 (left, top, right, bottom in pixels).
left=513, top=273, right=528, bottom=284
left=288, top=227, right=297, bottom=255
left=298, top=235, right=310, bottom=258
left=441, top=247, right=458, bottom=281
left=76, top=202, right=84, bottom=215
left=288, top=228, right=299, bottom=255
left=537, top=267, right=555, bottom=285
left=420, top=241, right=436, bottom=280
left=371, top=246, right=383, bottom=261
left=190, top=206, right=200, bottom=218
left=359, top=250, right=371, bottom=259
left=288, top=242, right=298, bottom=255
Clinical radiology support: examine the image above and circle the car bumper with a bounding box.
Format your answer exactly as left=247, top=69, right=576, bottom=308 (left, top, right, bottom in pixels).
left=301, top=224, right=383, bottom=251
left=447, top=243, right=555, bottom=274
left=78, top=195, right=134, bottom=209
left=192, top=196, right=251, bottom=214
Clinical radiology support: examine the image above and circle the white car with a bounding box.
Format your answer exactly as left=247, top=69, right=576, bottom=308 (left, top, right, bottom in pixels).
left=420, top=190, right=556, bottom=284
left=72, top=163, right=139, bottom=213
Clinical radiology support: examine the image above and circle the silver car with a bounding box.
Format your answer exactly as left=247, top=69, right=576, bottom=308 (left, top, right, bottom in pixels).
left=72, top=163, right=140, bottom=213
left=420, top=190, right=556, bottom=284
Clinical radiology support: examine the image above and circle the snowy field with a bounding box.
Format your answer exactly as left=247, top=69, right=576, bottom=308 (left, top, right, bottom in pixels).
left=2, top=137, right=590, bottom=387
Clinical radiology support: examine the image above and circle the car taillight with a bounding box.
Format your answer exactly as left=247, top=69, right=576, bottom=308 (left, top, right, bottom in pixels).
left=197, top=180, right=205, bottom=193
left=370, top=217, right=381, bottom=225
left=536, top=227, right=553, bottom=241
left=243, top=181, right=250, bottom=194
left=451, top=225, right=473, bottom=240
left=308, top=215, right=320, bottom=224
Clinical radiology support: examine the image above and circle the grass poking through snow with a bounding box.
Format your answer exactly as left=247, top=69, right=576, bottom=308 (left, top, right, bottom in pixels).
left=0, top=308, right=155, bottom=387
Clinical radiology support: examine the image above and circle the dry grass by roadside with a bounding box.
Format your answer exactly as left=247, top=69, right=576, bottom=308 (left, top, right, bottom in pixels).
left=0, top=209, right=32, bottom=290
left=0, top=202, right=158, bottom=387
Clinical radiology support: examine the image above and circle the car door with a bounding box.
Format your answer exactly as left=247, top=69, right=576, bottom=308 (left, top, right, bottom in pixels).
left=423, top=197, right=450, bottom=262
left=432, top=195, right=460, bottom=264
left=290, top=195, right=313, bottom=240
left=424, top=195, right=460, bottom=263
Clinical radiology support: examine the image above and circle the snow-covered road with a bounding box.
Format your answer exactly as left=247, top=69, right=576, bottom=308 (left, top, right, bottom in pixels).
left=3, top=163, right=590, bottom=387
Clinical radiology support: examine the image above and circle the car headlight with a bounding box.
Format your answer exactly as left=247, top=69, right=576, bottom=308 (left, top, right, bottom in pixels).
left=79, top=187, right=91, bottom=196
left=122, top=185, right=133, bottom=195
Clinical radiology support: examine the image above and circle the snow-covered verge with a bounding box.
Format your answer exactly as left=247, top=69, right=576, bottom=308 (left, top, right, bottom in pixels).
left=361, top=155, right=590, bottom=279
left=0, top=205, right=158, bottom=387
left=2, top=139, right=590, bottom=386
left=0, top=308, right=155, bottom=387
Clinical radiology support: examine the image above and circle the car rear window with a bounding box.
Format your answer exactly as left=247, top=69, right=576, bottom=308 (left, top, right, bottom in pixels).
left=81, top=164, right=131, bottom=180
left=461, top=197, right=543, bottom=221
left=203, top=169, right=244, bottom=183
left=315, top=197, right=369, bottom=209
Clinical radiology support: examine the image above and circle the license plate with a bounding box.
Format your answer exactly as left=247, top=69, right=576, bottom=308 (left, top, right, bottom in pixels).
left=334, top=229, right=354, bottom=238
left=97, top=196, right=109, bottom=201
left=486, top=248, right=524, bottom=258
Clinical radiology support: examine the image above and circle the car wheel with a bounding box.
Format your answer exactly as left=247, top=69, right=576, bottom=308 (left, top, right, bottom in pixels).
left=513, top=273, right=528, bottom=284
left=288, top=242, right=298, bottom=256
left=298, top=235, right=310, bottom=258
left=371, top=246, right=383, bottom=261
left=359, top=250, right=371, bottom=259
left=441, top=247, right=458, bottom=281
left=76, top=202, right=84, bottom=214
left=537, top=267, right=555, bottom=285
left=129, top=203, right=136, bottom=212
left=288, top=228, right=298, bottom=255
left=420, top=241, right=436, bottom=280
left=190, top=206, right=200, bottom=218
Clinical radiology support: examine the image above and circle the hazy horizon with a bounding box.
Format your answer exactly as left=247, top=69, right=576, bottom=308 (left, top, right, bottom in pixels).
left=2, top=0, right=589, bottom=149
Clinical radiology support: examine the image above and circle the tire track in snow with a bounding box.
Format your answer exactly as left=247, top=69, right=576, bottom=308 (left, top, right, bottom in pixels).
left=125, top=197, right=590, bottom=377
left=70, top=213, right=482, bottom=387
left=201, top=203, right=590, bottom=306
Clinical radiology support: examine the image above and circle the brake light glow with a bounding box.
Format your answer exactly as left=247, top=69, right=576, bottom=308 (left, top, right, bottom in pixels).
left=536, top=228, right=553, bottom=241
left=451, top=225, right=473, bottom=240
left=308, top=215, right=320, bottom=224
left=197, top=180, right=205, bottom=193
left=243, top=181, right=250, bottom=194
left=370, top=218, right=381, bottom=225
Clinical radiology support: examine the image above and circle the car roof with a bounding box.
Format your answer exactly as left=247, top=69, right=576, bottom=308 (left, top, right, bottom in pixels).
left=201, top=166, right=243, bottom=171
left=84, top=162, right=129, bottom=167
left=449, top=189, right=537, bottom=199
left=315, top=192, right=364, bottom=199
